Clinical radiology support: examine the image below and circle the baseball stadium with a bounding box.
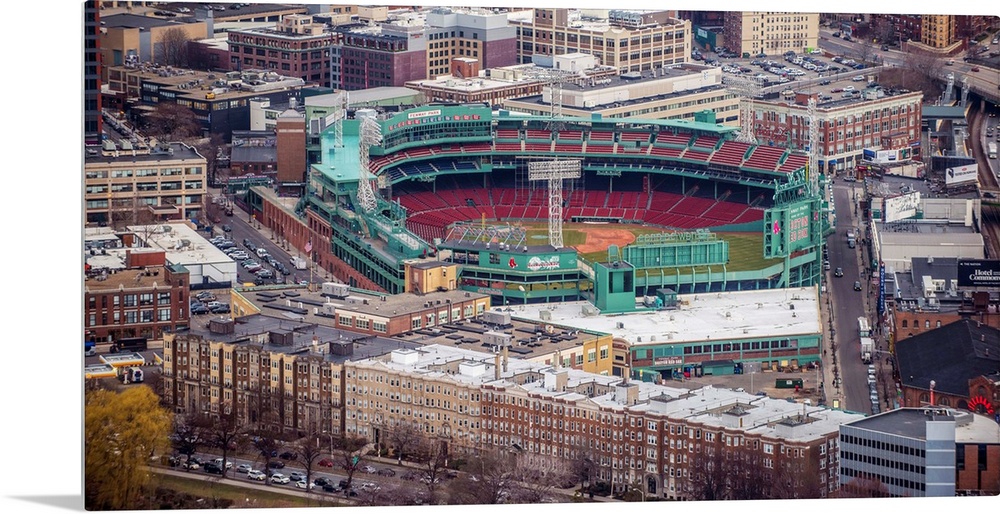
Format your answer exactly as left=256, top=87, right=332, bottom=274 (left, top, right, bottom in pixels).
left=249, top=103, right=827, bottom=310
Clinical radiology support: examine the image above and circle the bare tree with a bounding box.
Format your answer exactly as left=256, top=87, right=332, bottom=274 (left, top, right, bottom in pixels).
left=410, top=434, right=450, bottom=503
left=686, top=445, right=729, bottom=500
left=295, top=433, right=324, bottom=493
left=158, top=27, right=191, bottom=67
left=250, top=428, right=283, bottom=484
left=853, top=38, right=878, bottom=66
left=835, top=475, right=892, bottom=498
left=336, top=434, right=368, bottom=490
left=194, top=403, right=245, bottom=479
left=184, top=133, right=227, bottom=188
left=387, top=421, right=423, bottom=465
left=876, top=51, right=946, bottom=102
left=143, top=102, right=202, bottom=141
left=170, top=414, right=203, bottom=469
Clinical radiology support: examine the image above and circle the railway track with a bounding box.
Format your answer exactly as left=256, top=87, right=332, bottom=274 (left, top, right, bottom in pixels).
left=969, top=107, right=1000, bottom=258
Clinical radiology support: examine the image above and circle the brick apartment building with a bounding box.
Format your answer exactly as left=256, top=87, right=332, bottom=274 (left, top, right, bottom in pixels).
left=84, top=249, right=190, bottom=343
left=275, top=109, right=307, bottom=194
left=227, top=15, right=338, bottom=88
left=721, top=11, right=819, bottom=56
left=334, top=24, right=428, bottom=90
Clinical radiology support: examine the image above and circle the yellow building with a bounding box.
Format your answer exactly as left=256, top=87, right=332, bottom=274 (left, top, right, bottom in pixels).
left=99, top=13, right=209, bottom=81
left=84, top=142, right=207, bottom=227
left=921, top=15, right=957, bottom=49
left=722, top=11, right=819, bottom=56
left=509, top=8, right=691, bottom=73
left=403, top=260, right=460, bottom=294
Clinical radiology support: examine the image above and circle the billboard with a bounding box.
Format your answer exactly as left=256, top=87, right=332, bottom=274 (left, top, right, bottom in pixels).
left=478, top=250, right=578, bottom=272
left=878, top=262, right=886, bottom=315
left=945, top=164, right=978, bottom=185
left=883, top=192, right=921, bottom=223
left=957, top=259, right=1000, bottom=287
left=862, top=148, right=907, bottom=164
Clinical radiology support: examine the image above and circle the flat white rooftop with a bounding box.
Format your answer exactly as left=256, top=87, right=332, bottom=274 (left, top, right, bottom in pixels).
left=128, top=222, right=233, bottom=266
left=513, top=287, right=821, bottom=345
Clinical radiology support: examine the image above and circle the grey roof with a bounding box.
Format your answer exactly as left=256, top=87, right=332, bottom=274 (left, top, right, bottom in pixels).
left=102, top=14, right=186, bottom=29
left=910, top=257, right=959, bottom=284
left=844, top=408, right=950, bottom=439
left=230, top=146, right=277, bottom=164
left=896, top=319, right=1000, bottom=396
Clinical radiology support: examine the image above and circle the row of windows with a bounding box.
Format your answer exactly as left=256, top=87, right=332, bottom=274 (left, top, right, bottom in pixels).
left=841, top=434, right=925, bottom=458
left=88, top=292, right=172, bottom=309
left=841, top=465, right=926, bottom=492
left=841, top=451, right=926, bottom=474
left=87, top=308, right=173, bottom=326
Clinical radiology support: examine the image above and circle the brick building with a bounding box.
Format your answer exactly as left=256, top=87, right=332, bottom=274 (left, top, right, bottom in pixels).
left=84, top=249, right=190, bottom=343
left=334, top=23, right=428, bottom=90
left=895, top=319, right=1000, bottom=417
left=275, top=109, right=307, bottom=194
left=751, top=86, right=923, bottom=174
left=227, top=15, right=338, bottom=88
left=161, top=317, right=422, bottom=435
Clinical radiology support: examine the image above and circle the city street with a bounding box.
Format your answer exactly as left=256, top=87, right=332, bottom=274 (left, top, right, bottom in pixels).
left=828, top=181, right=877, bottom=413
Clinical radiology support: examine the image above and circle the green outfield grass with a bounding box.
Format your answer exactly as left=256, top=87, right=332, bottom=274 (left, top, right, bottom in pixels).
left=522, top=223, right=778, bottom=272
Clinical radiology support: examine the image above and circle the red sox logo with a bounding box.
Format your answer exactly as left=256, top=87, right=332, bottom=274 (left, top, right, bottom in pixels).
left=509, top=257, right=517, bottom=268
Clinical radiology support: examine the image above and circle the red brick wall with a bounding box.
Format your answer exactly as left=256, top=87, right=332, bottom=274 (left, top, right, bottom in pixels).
left=276, top=116, right=306, bottom=184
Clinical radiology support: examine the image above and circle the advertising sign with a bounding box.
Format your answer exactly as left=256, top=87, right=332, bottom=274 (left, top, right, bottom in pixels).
left=480, top=250, right=577, bottom=272
left=883, top=191, right=921, bottom=223
left=957, top=259, right=1000, bottom=287
left=945, top=164, right=979, bottom=185
left=878, top=262, right=886, bottom=315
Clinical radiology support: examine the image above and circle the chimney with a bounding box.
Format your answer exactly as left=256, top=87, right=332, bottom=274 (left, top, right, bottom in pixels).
left=502, top=345, right=509, bottom=372
left=556, top=369, right=568, bottom=392
left=494, top=352, right=501, bottom=380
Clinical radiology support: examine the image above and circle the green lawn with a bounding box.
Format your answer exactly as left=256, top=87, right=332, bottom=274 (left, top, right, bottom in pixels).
left=523, top=223, right=779, bottom=272
left=153, top=472, right=344, bottom=509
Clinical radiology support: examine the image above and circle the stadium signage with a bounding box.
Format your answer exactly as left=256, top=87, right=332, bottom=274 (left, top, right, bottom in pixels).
left=527, top=255, right=560, bottom=271
left=388, top=112, right=483, bottom=131
left=957, top=259, right=1000, bottom=287
left=408, top=109, right=441, bottom=119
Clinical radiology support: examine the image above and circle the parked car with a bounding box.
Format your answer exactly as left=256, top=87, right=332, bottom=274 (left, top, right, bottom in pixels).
left=361, top=465, right=377, bottom=474
left=270, top=473, right=290, bottom=484
left=210, top=303, right=230, bottom=314
left=267, top=461, right=285, bottom=469
left=213, top=458, right=233, bottom=469
left=318, top=458, right=334, bottom=468
left=237, top=464, right=253, bottom=474
left=248, top=470, right=266, bottom=481
left=203, top=462, right=223, bottom=474
left=322, top=483, right=340, bottom=493
left=280, top=451, right=298, bottom=460
left=377, top=468, right=397, bottom=477
left=295, top=479, right=314, bottom=489
left=289, top=471, right=307, bottom=481
left=854, top=281, right=862, bottom=291
left=313, top=477, right=332, bottom=487
left=834, top=267, right=844, bottom=277
left=222, top=224, right=232, bottom=232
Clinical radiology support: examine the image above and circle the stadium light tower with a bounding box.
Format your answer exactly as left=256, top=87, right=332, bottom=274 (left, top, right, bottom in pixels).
left=725, top=75, right=763, bottom=144
left=807, top=96, right=820, bottom=196
left=528, top=159, right=581, bottom=249
left=356, top=113, right=382, bottom=213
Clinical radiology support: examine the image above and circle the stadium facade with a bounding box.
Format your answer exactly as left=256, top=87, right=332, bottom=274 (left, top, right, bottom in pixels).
left=248, top=104, right=828, bottom=310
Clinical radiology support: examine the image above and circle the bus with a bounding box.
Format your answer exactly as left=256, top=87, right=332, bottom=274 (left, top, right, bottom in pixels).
left=989, top=142, right=997, bottom=160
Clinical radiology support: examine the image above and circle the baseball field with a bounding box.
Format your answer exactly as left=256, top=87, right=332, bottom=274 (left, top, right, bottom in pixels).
left=520, top=222, right=777, bottom=272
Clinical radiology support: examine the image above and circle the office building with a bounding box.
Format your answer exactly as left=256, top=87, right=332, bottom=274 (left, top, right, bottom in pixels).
left=227, top=15, right=338, bottom=88
left=508, top=8, right=690, bottom=72
left=839, top=408, right=1000, bottom=496
left=85, top=0, right=103, bottom=146
left=84, top=142, right=207, bottom=227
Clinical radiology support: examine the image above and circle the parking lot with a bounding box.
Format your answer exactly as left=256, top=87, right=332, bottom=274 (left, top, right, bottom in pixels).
left=694, top=42, right=878, bottom=91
